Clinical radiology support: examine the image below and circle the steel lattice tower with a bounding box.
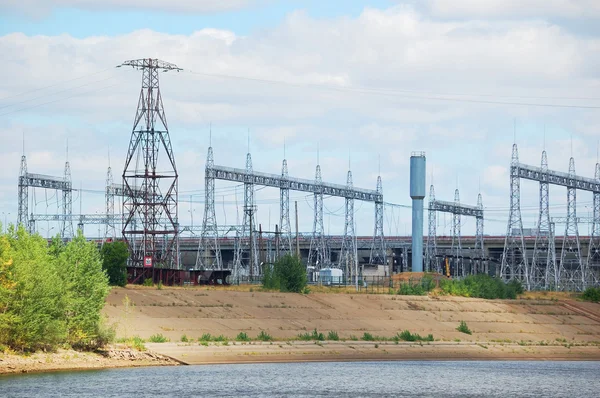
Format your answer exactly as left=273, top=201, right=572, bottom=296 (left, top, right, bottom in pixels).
left=279, top=158, right=292, bottom=257
left=105, top=164, right=116, bottom=241
left=369, top=176, right=386, bottom=265
left=559, top=157, right=583, bottom=290
left=531, top=150, right=553, bottom=290
left=120, top=58, right=181, bottom=268
left=242, top=152, right=259, bottom=277
left=17, top=152, right=28, bottom=230
left=426, top=185, right=438, bottom=273
left=340, top=169, right=357, bottom=281
left=451, top=189, right=462, bottom=277
left=197, top=145, right=222, bottom=270
left=587, top=163, right=600, bottom=286
left=475, top=193, right=485, bottom=275
left=61, top=156, right=74, bottom=239
left=501, top=144, right=529, bottom=283
left=308, top=164, right=327, bottom=268
left=547, top=221, right=558, bottom=288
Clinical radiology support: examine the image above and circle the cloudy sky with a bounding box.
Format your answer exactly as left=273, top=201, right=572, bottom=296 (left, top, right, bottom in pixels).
left=1, top=0, right=599, bottom=238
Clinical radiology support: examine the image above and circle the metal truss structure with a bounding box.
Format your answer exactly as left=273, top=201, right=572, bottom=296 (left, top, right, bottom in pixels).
left=502, top=144, right=600, bottom=291
left=426, top=185, right=484, bottom=277
left=196, top=145, right=222, bottom=270
left=339, top=169, right=358, bottom=281
left=201, top=155, right=384, bottom=274
left=17, top=155, right=74, bottom=238
left=119, top=58, right=181, bottom=269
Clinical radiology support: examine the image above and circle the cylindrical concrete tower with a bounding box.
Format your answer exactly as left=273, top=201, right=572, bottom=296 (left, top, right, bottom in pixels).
left=410, top=152, right=426, bottom=273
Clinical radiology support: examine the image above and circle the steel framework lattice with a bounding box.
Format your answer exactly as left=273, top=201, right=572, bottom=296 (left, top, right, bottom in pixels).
left=339, top=169, right=357, bottom=280
left=369, top=176, right=386, bottom=265
left=279, top=158, right=293, bottom=256
left=197, top=145, right=223, bottom=270
left=588, top=163, right=600, bottom=286
left=240, top=153, right=259, bottom=277
left=120, top=58, right=181, bottom=269
left=425, top=185, right=438, bottom=272
left=308, top=164, right=327, bottom=268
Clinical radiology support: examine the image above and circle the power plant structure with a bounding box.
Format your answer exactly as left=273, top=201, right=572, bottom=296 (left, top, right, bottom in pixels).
left=12, top=59, right=600, bottom=291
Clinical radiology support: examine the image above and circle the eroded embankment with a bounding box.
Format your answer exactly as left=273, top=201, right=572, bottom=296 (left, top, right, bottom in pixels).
left=101, top=286, right=600, bottom=364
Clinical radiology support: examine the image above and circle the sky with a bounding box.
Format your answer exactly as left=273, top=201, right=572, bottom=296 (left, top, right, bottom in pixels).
left=1, top=0, right=600, bottom=238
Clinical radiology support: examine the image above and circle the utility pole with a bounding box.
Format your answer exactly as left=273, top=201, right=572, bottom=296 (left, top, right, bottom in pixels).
left=295, top=201, right=300, bottom=259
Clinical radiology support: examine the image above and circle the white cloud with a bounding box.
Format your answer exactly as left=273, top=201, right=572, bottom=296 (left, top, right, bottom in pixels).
left=1, top=6, right=600, bottom=235
left=425, top=0, right=600, bottom=19
left=0, top=0, right=259, bottom=18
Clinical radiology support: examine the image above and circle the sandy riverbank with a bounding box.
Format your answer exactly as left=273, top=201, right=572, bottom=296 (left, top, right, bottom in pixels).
left=0, top=346, right=179, bottom=375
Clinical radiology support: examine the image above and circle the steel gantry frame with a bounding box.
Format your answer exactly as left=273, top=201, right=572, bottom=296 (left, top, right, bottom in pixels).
left=501, top=144, right=600, bottom=291
left=199, top=153, right=384, bottom=275
left=426, top=185, right=485, bottom=277
left=17, top=155, right=74, bottom=238
left=119, top=58, right=181, bottom=269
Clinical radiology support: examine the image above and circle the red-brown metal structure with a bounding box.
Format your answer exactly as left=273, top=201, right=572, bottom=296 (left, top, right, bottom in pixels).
left=120, top=59, right=181, bottom=269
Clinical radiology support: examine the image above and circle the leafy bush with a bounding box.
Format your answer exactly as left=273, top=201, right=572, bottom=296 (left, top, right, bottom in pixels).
left=142, top=278, right=153, bottom=287
left=327, top=331, right=339, bottom=341
left=262, top=254, right=307, bottom=293
left=199, top=333, right=212, bottom=342
left=180, top=334, right=189, bottom=342
left=149, top=333, right=169, bottom=343
left=396, top=330, right=434, bottom=342
left=457, top=321, right=472, bottom=335
left=397, top=275, right=436, bottom=296
left=362, top=332, right=375, bottom=341
left=257, top=331, right=272, bottom=341
left=582, top=287, right=600, bottom=303
left=440, top=274, right=523, bottom=299
left=212, top=335, right=227, bottom=342
left=236, top=332, right=250, bottom=342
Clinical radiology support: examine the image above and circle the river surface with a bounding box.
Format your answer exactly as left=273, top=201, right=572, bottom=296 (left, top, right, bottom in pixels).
left=2, top=360, right=599, bottom=397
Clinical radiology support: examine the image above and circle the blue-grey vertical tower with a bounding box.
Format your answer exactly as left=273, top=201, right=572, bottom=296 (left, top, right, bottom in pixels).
left=410, top=152, right=426, bottom=272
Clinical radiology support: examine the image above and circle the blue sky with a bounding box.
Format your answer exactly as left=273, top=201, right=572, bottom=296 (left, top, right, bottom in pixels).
left=1, top=0, right=600, bottom=239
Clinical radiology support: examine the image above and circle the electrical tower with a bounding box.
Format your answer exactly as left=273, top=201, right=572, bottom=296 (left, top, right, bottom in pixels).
left=241, top=152, right=259, bottom=277
left=120, top=58, right=181, bottom=269
left=339, top=168, right=357, bottom=281
left=588, top=162, right=600, bottom=287
left=279, top=157, right=292, bottom=256
left=61, top=149, right=74, bottom=239
left=451, top=189, right=462, bottom=277
left=559, top=157, right=583, bottom=290
left=531, top=150, right=552, bottom=290
left=17, top=151, right=29, bottom=231
left=197, top=145, right=222, bottom=270
left=501, top=144, right=529, bottom=284
left=369, top=175, right=386, bottom=265
left=426, top=185, right=438, bottom=273
left=474, top=192, right=485, bottom=275
left=308, top=163, right=327, bottom=269
left=105, top=163, right=116, bottom=241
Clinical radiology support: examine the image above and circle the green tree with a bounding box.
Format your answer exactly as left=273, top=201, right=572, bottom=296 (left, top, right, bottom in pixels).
left=101, top=241, right=129, bottom=287
left=56, top=231, right=110, bottom=349
left=263, top=254, right=307, bottom=293
left=4, top=226, right=67, bottom=351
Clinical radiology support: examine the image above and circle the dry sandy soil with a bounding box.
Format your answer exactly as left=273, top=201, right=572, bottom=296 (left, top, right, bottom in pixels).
left=100, top=286, right=600, bottom=365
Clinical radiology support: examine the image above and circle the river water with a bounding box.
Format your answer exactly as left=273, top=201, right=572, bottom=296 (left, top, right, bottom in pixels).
left=2, top=360, right=599, bottom=397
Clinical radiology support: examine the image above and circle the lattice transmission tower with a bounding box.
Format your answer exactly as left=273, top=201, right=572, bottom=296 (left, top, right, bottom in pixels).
left=426, top=185, right=438, bottom=273
left=17, top=150, right=29, bottom=230
left=451, top=189, right=462, bottom=277
left=105, top=161, right=116, bottom=241
left=501, top=144, right=529, bottom=284
left=120, top=58, right=181, bottom=268
left=308, top=163, right=327, bottom=269
left=197, top=144, right=222, bottom=270
left=474, top=192, right=485, bottom=275
left=588, top=162, right=600, bottom=286
left=279, top=157, right=292, bottom=256
left=241, top=152, right=259, bottom=277
left=61, top=148, right=74, bottom=239
left=559, top=157, right=583, bottom=290
left=531, top=150, right=553, bottom=290
left=339, top=168, right=357, bottom=281
left=369, top=175, right=386, bottom=265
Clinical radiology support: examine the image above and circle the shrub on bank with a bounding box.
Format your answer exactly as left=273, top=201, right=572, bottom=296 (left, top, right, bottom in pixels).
left=262, top=254, right=307, bottom=293
left=440, top=274, right=523, bottom=299
left=582, top=287, right=600, bottom=303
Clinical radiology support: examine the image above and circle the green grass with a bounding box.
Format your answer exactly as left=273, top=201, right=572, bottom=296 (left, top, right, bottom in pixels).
left=457, top=321, right=472, bottom=335
left=199, top=333, right=212, bottom=342
left=582, top=287, right=600, bottom=302
left=440, top=274, right=524, bottom=299
left=148, top=333, right=169, bottom=343
left=362, top=332, right=376, bottom=341
left=180, top=334, right=189, bottom=343
left=327, top=331, right=340, bottom=341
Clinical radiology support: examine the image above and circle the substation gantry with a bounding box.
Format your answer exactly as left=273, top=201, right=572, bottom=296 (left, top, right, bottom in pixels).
left=196, top=145, right=386, bottom=281
left=502, top=144, right=600, bottom=291
left=425, top=185, right=485, bottom=277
